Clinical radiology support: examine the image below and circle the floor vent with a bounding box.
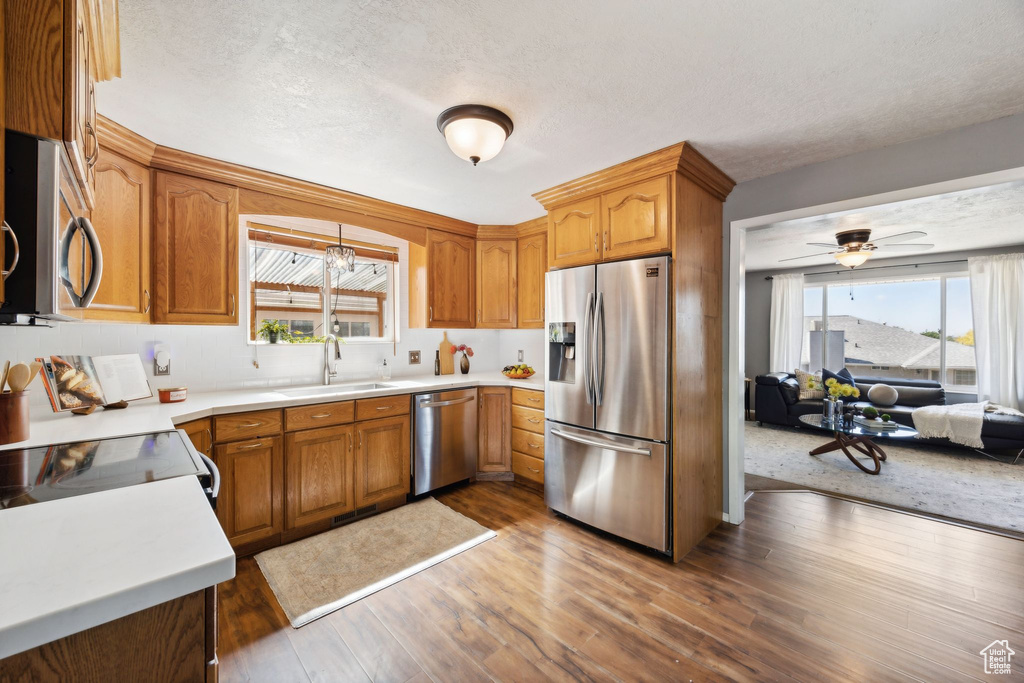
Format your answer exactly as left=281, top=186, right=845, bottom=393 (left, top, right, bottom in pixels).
left=331, top=504, right=378, bottom=527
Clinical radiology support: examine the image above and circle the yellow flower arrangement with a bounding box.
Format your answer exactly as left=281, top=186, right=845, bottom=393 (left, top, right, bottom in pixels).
left=826, top=380, right=860, bottom=399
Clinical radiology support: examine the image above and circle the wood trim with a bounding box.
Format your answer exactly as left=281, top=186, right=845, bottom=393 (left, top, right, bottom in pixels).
left=83, top=0, right=120, bottom=81
left=514, top=216, right=547, bottom=237
left=247, top=230, right=398, bottom=262
left=247, top=222, right=399, bottom=254
left=97, top=115, right=473, bottom=240
left=476, top=224, right=515, bottom=240
left=96, top=114, right=156, bottom=165
left=532, top=141, right=735, bottom=208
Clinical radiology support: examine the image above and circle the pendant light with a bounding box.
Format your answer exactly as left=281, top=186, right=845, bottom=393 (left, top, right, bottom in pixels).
left=437, top=104, right=514, bottom=165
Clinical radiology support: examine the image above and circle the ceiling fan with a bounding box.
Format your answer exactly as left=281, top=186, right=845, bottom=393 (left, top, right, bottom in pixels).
left=779, top=229, right=934, bottom=268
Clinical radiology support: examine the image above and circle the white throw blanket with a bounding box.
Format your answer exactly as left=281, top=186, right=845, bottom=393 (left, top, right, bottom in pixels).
left=912, top=403, right=986, bottom=448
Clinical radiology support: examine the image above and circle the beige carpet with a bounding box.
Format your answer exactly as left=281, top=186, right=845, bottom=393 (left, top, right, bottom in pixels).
left=255, top=497, right=496, bottom=627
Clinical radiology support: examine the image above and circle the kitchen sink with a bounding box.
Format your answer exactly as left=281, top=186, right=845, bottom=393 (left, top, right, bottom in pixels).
left=278, top=383, right=397, bottom=398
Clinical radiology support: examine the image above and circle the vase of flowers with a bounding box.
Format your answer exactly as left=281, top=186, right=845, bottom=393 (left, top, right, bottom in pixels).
left=455, top=344, right=474, bottom=374
left=823, top=377, right=860, bottom=422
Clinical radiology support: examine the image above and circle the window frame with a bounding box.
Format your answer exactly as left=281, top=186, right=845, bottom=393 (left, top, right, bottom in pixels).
left=802, top=268, right=975, bottom=394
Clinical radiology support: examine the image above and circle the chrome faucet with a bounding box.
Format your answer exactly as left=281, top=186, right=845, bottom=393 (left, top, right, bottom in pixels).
left=323, top=334, right=341, bottom=385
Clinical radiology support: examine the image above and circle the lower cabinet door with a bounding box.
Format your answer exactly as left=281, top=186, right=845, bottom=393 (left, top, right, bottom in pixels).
left=478, top=387, right=511, bottom=472
left=354, top=415, right=411, bottom=507
left=215, top=436, right=283, bottom=547
left=284, top=424, right=355, bottom=529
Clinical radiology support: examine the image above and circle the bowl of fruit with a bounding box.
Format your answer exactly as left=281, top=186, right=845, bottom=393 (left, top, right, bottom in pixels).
left=502, top=363, right=536, bottom=379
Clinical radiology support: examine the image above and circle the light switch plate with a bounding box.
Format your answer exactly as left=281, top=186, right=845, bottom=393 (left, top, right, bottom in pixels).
left=518, top=350, right=524, bottom=362
left=409, top=350, right=421, bottom=365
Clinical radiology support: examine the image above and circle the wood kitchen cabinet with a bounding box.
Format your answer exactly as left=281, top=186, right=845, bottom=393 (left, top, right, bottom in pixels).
left=354, top=415, right=410, bottom=507
left=600, top=175, right=671, bottom=260
left=547, top=197, right=600, bottom=269
left=517, top=232, right=546, bottom=328
left=152, top=171, right=239, bottom=325
left=408, top=230, right=475, bottom=328
left=85, top=148, right=152, bottom=321
left=180, top=417, right=213, bottom=458
left=215, top=436, right=283, bottom=548
left=477, top=387, right=511, bottom=473
left=285, top=424, right=355, bottom=529
left=4, top=0, right=117, bottom=209
left=476, top=239, right=517, bottom=328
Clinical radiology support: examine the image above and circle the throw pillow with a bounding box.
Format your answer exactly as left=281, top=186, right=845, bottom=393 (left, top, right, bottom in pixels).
left=822, top=367, right=857, bottom=402
left=867, top=383, right=898, bottom=407
left=794, top=369, right=824, bottom=400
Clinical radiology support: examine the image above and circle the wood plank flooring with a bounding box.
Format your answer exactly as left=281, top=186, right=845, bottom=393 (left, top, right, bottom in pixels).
left=218, top=483, right=1024, bottom=682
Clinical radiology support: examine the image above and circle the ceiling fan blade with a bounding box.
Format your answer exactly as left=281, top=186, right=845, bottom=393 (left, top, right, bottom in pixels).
left=806, top=242, right=838, bottom=248
left=874, top=243, right=935, bottom=251
left=871, top=230, right=927, bottom=243
left=778, top=251, right=836, bottom=262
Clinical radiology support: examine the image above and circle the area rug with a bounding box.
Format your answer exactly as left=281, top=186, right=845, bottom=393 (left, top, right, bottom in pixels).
left=744, top=422, right=1024, bottom=533
left=255, top=497, right=496, bottom=627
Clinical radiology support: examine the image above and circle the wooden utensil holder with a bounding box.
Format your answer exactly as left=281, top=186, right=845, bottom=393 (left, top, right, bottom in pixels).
left=0, top=391, right=30, bottom=445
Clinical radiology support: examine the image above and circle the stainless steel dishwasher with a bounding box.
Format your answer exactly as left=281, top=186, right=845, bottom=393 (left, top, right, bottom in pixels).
left=413, top=387, right=478, bottom=495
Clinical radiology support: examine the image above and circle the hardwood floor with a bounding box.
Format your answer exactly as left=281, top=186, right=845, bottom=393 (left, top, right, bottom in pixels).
left=218, top=482, right=1024, bottom=682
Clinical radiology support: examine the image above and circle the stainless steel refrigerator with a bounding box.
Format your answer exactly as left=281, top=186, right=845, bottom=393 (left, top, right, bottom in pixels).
left=544, top=255, right=671, bottom=552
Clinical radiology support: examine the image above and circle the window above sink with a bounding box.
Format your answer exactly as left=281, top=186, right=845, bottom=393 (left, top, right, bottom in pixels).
left=246, top=221, right=399, bottom=346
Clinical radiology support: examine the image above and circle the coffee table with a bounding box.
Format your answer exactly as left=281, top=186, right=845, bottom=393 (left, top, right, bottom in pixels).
left=797, top=413, right=918, bottom=475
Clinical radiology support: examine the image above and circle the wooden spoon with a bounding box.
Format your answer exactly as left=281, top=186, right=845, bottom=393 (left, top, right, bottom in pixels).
left=25, top=361, right=43, bottom=390
left=6, top=363, right=32, bottom=393
left=0, top=361, right=9, bottom=393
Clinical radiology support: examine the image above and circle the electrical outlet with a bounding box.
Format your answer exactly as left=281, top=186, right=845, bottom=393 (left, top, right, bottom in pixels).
left=409, top=350, right=421, bottom=365
left=154, top=346, right=171, bottom=376
left=517, top=349, right=524, bottom=362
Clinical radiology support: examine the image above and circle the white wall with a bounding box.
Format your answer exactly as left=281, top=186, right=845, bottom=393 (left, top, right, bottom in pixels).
left=0, top=215, right=545, bottom=410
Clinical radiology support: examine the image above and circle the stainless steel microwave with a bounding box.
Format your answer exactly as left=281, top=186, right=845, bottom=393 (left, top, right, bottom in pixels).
left=0, top=131, right=103, bottom=323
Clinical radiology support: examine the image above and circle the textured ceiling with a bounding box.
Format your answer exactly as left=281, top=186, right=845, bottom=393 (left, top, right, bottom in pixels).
left=745, top=180, right=1024, bottom=271
left=98, top=1, right=1024, bottom=224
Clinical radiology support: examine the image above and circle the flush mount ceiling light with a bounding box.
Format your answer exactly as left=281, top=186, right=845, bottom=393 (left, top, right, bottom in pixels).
left=437, top=104, right=513, bottom=166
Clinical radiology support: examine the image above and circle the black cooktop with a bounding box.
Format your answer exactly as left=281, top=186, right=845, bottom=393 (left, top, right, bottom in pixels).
left=0, top=431, right=205, bottom=509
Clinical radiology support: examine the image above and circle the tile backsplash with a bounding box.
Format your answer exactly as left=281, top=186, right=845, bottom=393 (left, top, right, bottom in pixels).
left=0, top=321, right=545, bottom=409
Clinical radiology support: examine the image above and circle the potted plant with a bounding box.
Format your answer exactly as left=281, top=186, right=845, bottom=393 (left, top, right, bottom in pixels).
left=258, top=319, right=289, bottom=344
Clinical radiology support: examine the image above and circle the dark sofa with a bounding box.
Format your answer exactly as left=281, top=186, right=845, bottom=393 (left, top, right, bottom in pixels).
left=754, top=372, right=1024, bottom=451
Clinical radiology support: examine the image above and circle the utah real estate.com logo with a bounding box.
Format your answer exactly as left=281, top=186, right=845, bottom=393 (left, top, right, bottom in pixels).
left=980, top=640, right=1015, bottom=675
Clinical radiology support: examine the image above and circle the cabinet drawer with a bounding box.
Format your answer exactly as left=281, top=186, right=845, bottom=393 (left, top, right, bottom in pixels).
left=512, top=452, right=544, bottom=484
left=214, top=409, right=283, bottom=443
left=285, top=401, right=355, bottom=431
left=511, top=405, right=544, bottom=434
left=512, top=388, right=544, bottom=410
left=355, top=395, right=410, bottom=421
left=512, top=428, right=545, bottom=459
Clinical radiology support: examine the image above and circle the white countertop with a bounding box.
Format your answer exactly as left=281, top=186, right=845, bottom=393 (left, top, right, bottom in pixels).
left=0, top=476, right=235, bottom=658
left=0, top=371, right=542, bottom=658
left=3, top=371, right=544, bottom=451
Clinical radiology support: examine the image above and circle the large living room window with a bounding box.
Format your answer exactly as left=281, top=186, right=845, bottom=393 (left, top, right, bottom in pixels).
left=803, top=274, right=977, bottom=394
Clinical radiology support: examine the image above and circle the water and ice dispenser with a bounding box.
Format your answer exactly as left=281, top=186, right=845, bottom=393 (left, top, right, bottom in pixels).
left=547, top=322, right=576, bottom=383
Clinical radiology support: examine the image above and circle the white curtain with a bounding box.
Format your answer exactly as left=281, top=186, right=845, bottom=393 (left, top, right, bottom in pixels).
left=769, top=273, right=805, bottom=374
left=969, top=253, right=1024, bottom=410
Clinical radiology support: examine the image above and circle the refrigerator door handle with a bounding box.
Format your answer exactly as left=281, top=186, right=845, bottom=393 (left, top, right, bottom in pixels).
left=583, top=292, right=595, bottom=405
left=594, top=292, right=605, bottom=406
left=549, top=428, right=652, bottom=457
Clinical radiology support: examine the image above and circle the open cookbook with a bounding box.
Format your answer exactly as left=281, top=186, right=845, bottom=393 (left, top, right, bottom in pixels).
left=37, top=354, right=153, bottom=412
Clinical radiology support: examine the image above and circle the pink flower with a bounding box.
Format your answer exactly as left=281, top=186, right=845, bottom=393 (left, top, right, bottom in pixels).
left=449, top=345, right=456, bottom=354
left=467, top=349, right=474, bottom=357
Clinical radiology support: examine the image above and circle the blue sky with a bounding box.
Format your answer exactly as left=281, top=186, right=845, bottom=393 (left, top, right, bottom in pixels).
left=804, top=277, right=973, bottom=336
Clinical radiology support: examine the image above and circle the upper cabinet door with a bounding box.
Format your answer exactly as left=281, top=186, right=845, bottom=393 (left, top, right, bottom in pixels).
left=152, top=171, right=239, bottom=324
left=517, top=232, right=546, bottom=328
left=65, top=0, right=97, bottom=208
left=428, top=231, right=475, bottom=328
left=548, top=197, right=600, bottom=269
left=600, top=175, right=671, bottom=260
left=85, top=150, right=151, bottom=322
left=476, top=239, right=517, bottom=328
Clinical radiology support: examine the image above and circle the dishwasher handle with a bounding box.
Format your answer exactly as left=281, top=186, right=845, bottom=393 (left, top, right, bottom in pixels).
left=418, top=395, right=475, bottom=408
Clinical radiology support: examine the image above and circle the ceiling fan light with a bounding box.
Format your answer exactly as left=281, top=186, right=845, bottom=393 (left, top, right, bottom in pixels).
left=437, top=105, right=513, bottom=165
left=834, top=250, right=871, bottom=268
